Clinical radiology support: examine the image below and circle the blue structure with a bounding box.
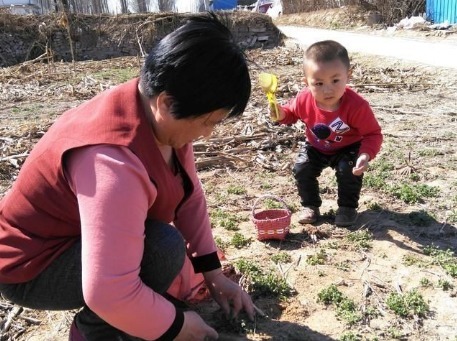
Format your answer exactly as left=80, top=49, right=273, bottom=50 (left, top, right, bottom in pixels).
left=213, top=0, right=237, bottom=10
left=426, top=0, right=457, bottom=24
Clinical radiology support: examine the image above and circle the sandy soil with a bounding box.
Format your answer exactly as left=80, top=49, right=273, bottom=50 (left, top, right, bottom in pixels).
left=1, top=8, right=457, bottom=341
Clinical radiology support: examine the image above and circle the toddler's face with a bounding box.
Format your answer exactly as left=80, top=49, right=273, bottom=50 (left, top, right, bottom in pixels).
left=303, top=58, right=350, bottom=111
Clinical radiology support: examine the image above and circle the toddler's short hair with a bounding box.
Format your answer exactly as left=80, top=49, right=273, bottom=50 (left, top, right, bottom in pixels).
left=304, top=40, right=350, bottom=70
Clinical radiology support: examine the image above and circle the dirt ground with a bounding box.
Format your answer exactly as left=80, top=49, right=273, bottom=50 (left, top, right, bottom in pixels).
left=1, top=8, right=457, bottom=341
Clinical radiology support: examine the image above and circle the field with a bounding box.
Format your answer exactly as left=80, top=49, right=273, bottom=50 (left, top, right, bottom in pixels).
left=2, top=13, right=457, bottom=341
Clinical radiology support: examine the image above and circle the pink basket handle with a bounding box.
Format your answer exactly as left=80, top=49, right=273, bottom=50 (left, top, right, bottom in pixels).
left=252, top=194, right=291, bottom=217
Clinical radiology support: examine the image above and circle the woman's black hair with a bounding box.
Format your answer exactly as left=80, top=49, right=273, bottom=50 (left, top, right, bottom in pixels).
left=140, top=13, right=251, bottom=119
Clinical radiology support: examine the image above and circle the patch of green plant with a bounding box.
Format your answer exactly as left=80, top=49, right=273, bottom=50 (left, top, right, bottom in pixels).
left=340, top=332, right=362, bottom=341
left=235, top=258, right=262, bottom=275
left=419, top=277, right=432, bottom=287
left=325, top=241, right=339, bottom=249
left=307, top=249, right=327, bottom=265
left=260, top=182, right=273, bottom=190
left=409, top=173, right=420, bottom=181
left=231, top=232, right=252, bottom=249
left=386, top=290, right=429, bottom=318
left=317, top=284, right=344, bottom=305
left=346, top=230, right=373, bottom=249
left=271, top=252, right=292, bottom=264
left=322, top=208, right=336, bottom=217
left=402, top=254, right=423, bottom=266
left=214, top=236, right=229, bottom=253
left=363, top=156, right=394, bottom=190
left=370, top=156, right=395, bottom=172
left=437, top=279, right=454, bottom=291
left=234, top=258, right=293, bottom=299
left=336, top=261, right=350, bottom=272
left=449, top=209, right=457, bottom=224
left=91, top=67, right=138, bottom=83
left=210, top=208, right=240, bottom=231
left=317, top=284, right=361, bottom=325
left=363, top=173, right=388, bottom=190
left=287, top=202, right=301, bottom=213
left=366, top=201, right=382, bottom=211
left=418, top=148, right=440, bottom=157
left=408, top=210, right=435, bottom=226
left=214, top=191, right=228, bottom=202
left=423, top=244, right=457, bottom=278
left=263, top=198, right=285, bottom=210
left=386, top=327, right=403, bottom=339
left=227, top=184, right=247, bottom=195
left=389, top=183, right=439, bottom=204
left=254, top=272, right=294, bottom=298
left=336, top=299, right=361, bottom=325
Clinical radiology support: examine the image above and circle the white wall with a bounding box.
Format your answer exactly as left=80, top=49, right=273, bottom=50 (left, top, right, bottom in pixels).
left=106, top=0, right=160, bottom=14
left=174, top=0, right=209, bottom=13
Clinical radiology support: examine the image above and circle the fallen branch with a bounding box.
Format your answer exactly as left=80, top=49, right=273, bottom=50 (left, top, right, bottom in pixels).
left=1, top=306, right=23, bottom=333
left=0, top=152, right=29, bottom=163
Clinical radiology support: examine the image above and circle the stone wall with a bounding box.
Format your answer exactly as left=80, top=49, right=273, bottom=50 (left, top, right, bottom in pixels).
left=0, top=12, right=284, bottom=67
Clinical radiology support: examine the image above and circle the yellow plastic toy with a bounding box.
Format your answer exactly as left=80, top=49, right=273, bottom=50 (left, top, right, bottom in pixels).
left=258, top=72, right=280, bottom=122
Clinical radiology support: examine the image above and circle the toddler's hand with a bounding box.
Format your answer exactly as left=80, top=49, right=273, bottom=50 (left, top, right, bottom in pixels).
left=352, top=153, right=370, bottom=176
left=268, top=104, right=284, bottom=122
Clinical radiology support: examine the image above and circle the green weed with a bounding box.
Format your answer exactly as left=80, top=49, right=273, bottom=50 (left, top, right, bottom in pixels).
left=363, top=173, right=388, bottom=190
left=386, top=290, right=429, bottom=317
left=227, top=184, right=247, bottom=195
left=234, top=258, right=293, bottom=299
left=423, top=244, right=457, bottom=277
left=260, top=182, right=273, bottom=190
left=214, top=236, right=230, bottom=253
left=403, top=254, right=422, bottom=266
left=408, top=210, right=435, bottom=226
left=325, top=241, right=340, bottom=249
left=418, top=148, right=440, bottom=157
left=387, top=327, right=403, bottom=339
left=366, top=201, right=382, bottom=211
left=317, top=284, right=344, bottom=305
left=210, top=208, right=240, bottom=231
left=389, top=183, right=439, bottom=204
left=271, top=252, right=292, bottom=264
left=317, top=284, right=361, bottom=325
left=307, top=249, right=327, bottom=265
left=340, top=332, right=361, bottom=341
left=437, top=279, right=454, bottom=291
left=263, top=198, right=285, bottom=210
left=346, top=230, right=373, bottom=250
left=336, top=261, right=350, bottom=272
left=448, top=209, right=457, bottom=223
left=91, top=67, right=138, bottom=83
left=231, top=233, right=252, bottom=249
left=419, top=277, right=432, bottom=287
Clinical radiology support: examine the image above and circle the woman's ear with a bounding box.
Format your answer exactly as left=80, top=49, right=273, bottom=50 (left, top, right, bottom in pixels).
left=156, top=92, right=173, bottom=117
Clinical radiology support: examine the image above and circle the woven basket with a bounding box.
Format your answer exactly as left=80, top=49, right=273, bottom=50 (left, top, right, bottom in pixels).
left=251, top=195, right=291, bottom=241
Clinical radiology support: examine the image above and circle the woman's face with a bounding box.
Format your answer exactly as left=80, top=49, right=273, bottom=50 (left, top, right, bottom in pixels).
left=150, top=92, right=229, bottom=148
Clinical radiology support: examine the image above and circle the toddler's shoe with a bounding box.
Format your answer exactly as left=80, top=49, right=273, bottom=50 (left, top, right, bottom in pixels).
left=298, top=206, right=320, bottom=224
left=335, top=207, right=358, bottom=227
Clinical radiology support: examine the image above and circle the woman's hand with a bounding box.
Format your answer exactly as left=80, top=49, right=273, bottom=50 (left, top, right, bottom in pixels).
left=352, top=153, right=370, bottom=176
left=174, top=311, right=218, bottom=341
left=203, top=269, right=255, bottom=321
